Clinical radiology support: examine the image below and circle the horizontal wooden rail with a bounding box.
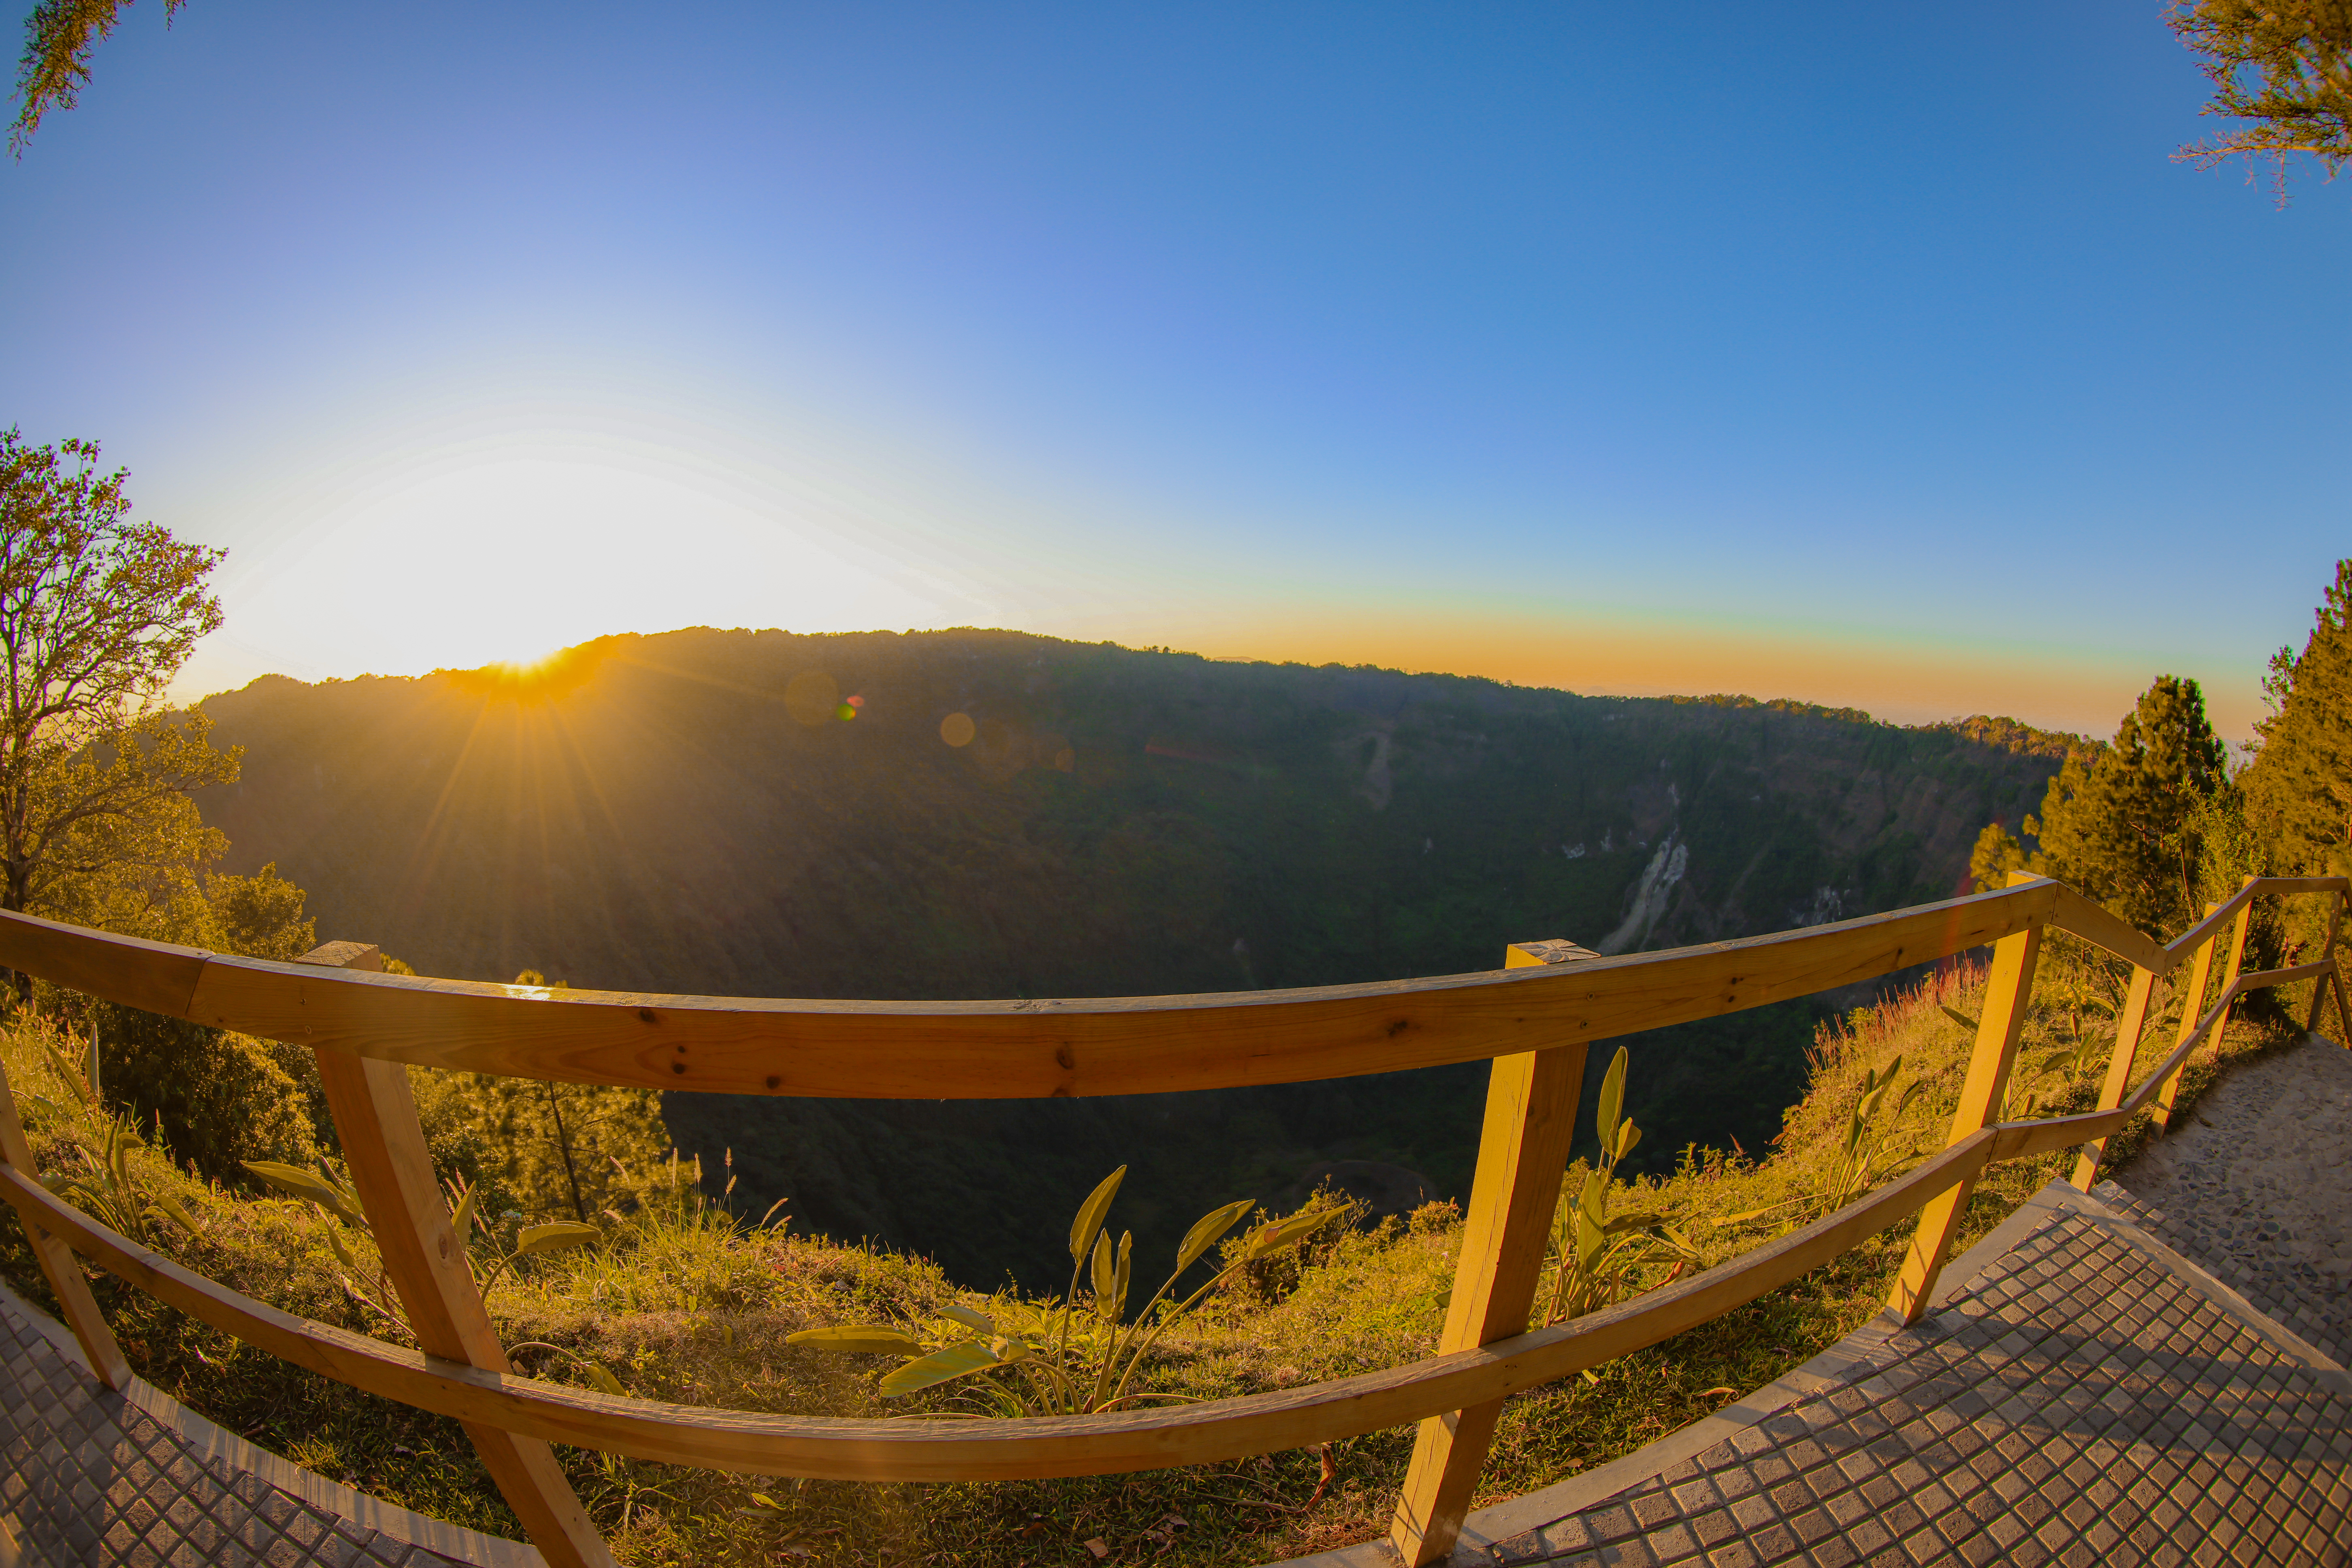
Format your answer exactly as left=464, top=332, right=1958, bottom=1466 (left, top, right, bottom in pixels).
left=0, top=1131, right=1998, bottom=1481
left=2045, top=885, right=2171, bottom=974
left=0, top=885, right=2056, bottom=1097
left=2165, top=876, right=2342, bottom=960
left=2010, top=957, right=2343, bottom=1173
left=2, top=879, right=2333, bottom=1101
left=1, top=871, right=2340, bottom=1558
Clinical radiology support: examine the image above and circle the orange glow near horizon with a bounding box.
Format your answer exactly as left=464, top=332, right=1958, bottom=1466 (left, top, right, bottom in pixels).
left=215, top=607, right=2260, bottom=750
left=443, top=643, right=608, bottom=705
left=1129, top=607, right=2255, bottom=745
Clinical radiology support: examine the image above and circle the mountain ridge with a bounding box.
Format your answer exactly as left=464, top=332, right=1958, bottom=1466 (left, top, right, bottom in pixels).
left=185, top=626, right=2072, bottom=1285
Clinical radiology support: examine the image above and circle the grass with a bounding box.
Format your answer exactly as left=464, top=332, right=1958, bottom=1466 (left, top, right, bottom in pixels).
left=0, top=959, right=2317, bottom=1568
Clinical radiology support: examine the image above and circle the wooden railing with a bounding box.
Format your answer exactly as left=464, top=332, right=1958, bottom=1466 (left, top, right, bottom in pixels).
left=0, top=872, right=2343, bottom=1568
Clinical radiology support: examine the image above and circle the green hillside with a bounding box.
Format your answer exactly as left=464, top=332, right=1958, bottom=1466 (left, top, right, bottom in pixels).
left=190, top=628, right=2072, bottom=1286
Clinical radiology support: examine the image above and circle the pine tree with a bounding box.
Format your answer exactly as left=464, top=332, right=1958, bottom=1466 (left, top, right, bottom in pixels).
left=1971, top=675, right=2226, bottom=939
left=2242, top=560, right=2352, bottom=884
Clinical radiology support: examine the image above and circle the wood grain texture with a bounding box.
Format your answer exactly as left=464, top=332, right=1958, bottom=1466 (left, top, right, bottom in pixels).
left=1888, top=890, right=2041, bottom=1324
left=0, top=1133, right=1994, bottom=1481
left=5, top=873, right=2338, bottom=1501
left=2047, top=886, right=2171, bottom=974
left=2154, top=913, right=2220, bottom=1131
left=1991, top=1106, right=2128, bottom=1165
left=2207, top=886, right=2255, bottom=1064
left=2162, top=876, right=2344, bottom=961
left=0, top=1055, right=130, bottom=1388
left=0, top=908, right=210, bottom=1018
left=1391, top=1041, right=1587, bottom=1566
left=2309, top=895, right=2343, bottom=1036
left=297, top=941, right=382, bottom=973
left=2071, top=966, right=2156, bottom=1192
left=1, top=885, right=2052, bottom=1098
left=310, top=956, right=613, bottom=1568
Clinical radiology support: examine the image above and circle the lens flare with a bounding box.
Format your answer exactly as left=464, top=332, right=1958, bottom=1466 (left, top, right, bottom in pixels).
left=940, top=712, right=976, bottom=747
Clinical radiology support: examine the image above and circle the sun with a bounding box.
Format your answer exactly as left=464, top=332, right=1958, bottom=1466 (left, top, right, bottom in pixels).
left=445, top=642, right=607, bottom=703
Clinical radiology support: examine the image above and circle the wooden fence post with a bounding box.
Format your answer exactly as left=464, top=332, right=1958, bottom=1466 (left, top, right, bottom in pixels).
left=299, top=943, right=614, bottom=1568
left=2204, top=879, right=2255, bottom=1065
left=0, top=1055, right=131, bottom=1389
left=1887, top=878, right=2042, bottom=1323
left=1387, top=940, right=1595, bottom=1568
left=2309, top=891, right=2350, bottom=1041
left=2153, top=906, right=2220, bottom=1131
left=2069, top=963, right=2156, bottom=1193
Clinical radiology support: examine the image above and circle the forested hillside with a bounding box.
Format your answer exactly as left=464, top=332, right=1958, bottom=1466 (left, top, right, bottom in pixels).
left=190, top=628, right=2073, bottom=1285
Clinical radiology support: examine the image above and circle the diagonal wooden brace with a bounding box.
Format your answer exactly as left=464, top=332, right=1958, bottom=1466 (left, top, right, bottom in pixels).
left=300, top=943, right=614, bottom=1568
left=1888, top=876, right=2043, bottom=1324
left=0, top=1052, right=130, bottom=1389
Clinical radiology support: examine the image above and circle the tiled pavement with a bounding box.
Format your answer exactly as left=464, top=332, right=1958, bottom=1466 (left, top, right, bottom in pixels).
left=0, top=1274, right=533, bottom=1567
left=1474, top=1190, right=2350, bottom=1567
left=1289, top=1178, right=2352, bottom=1568
left=2092, top=1034, right=2352, bottom=1370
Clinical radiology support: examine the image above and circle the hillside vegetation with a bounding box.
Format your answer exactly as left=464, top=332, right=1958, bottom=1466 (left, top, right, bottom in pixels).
left=187, top=630, right=2074, bottom=1284
left=0, top=961, right=2298, bottom=1568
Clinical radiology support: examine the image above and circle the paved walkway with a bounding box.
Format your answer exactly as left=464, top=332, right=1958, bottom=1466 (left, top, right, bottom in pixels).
left=2093, top=1033, right=2352, bottom=1370
left=0, top=1276, right=533, bottom=1567
left=1293, top=1034, right=2352, bottom=1568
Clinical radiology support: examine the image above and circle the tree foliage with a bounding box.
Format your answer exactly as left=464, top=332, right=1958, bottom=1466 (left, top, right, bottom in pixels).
left=2242, top=559, right=2352, bottom=880
left=0, top=431, right=327, bottom=1176
left=2170, top=0, right=2352, bottom=190
left=2227, top=558, right=2352, bottom=997
left=9, top=0, right=178, bottom=153
left=0, top=429, right=232, bottom=951
left=1971, top=675, right=2227, bottom=939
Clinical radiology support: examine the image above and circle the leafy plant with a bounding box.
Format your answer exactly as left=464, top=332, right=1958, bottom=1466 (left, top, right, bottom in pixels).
left=244, top=1157, right=410, bottom=1335
left=1818, top=1055, right=1926, bottom=1212
left=29, top=1029, right=205, bottom=1245
left=1941, top=1003, right=2093, bottom=1121
left=441, top=1170, right=605, bottom=1297
left=35, top=1033, right=102, bottom=1120
left=42, top=1108, right=205, bottom=1246
left=788, top=1166, right=1347, bottom=1415
left=1541, top=1046, right=1699, bottom=1334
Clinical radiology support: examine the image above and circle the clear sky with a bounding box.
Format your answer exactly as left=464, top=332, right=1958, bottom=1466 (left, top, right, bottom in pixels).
left=3, top=2, right=2345, bottom=742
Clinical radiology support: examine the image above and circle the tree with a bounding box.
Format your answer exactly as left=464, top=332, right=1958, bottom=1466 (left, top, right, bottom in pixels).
left=2170, top=0, right=2352, bottom=192
left=2243, top=560, right=2352, bottom=874
left=9, top=0, right=183, bottom=152
left=0, top=428, right=232, bottom=997
left=1971, top=675, right=2227, bottom=938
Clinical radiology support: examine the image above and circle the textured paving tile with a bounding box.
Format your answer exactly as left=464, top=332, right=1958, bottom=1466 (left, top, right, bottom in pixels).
left=1474, top=1203, right=2352, bottom=1568
left=0, top=1283, right=494, bottom=1566
left=2095, top=1034, right=2352, bottom=1370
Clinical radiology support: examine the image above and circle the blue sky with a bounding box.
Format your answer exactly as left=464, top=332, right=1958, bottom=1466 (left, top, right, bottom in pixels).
left=3, top=1, right=2345, bottom=739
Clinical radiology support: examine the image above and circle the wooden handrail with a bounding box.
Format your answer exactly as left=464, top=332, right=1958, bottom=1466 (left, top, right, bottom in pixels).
left=0, top=872, right=2343, bottom=1561
left=2045, top=883, right=2172, bottom=974
left=0, top=883, right=2053, bottom=1097
left=2165, top=875, right=2341, bottom=958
